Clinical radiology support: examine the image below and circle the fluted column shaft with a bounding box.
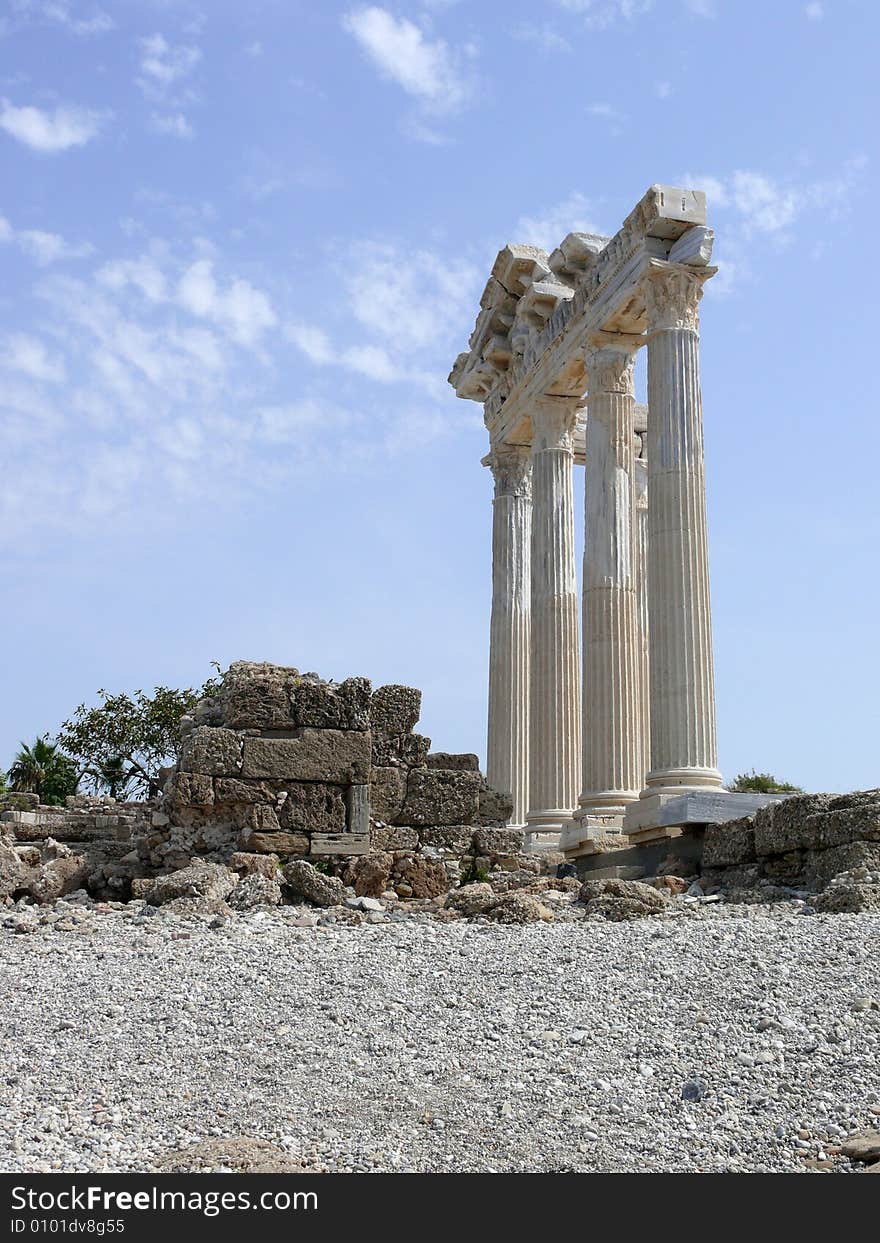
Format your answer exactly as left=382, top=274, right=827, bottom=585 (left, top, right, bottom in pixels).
left=642, top=263, right=721, bottom=790
left=634, top=449, right=650, bottom=785
left=486, top=448, right=532, bottom=826
left=527, top=399, right=581, bottom=832
left=578, top=338, right=643, bottom=817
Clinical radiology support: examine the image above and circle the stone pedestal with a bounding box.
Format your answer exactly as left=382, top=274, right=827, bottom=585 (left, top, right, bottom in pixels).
left=526, top=398, right=581, bottom=835
left=485, top=448, right=532, bottom=827
left=633, top=261, right=722, bottom=815
left=577, top=336, right=644, bottom=823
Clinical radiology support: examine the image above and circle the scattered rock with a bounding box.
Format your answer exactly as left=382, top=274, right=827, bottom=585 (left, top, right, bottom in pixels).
left=282, top=860, right=345, bottom=907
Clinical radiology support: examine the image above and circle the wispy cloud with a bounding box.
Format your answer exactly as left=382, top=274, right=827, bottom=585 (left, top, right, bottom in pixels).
left=513, top=191, right=603, bottom=251
left=553, top=1, right=653, bottom=28
left=137, top=33, right=202, bottom=96
left=150, top=112, right=194, bottom=140
left=0, top=212, right=93, bottom=264
left=512, top=24, right=572, bottom=53
left=342, top=5, right=474, bottom=140
left=1, top=331, right=65, bottom=382
left=587, top=100, right=627, bottom=133
left=40, top=3, right=114, bottom=35
left=0, top=98, right=106, bottom=151
left=804, top=1, right=823, bottom=18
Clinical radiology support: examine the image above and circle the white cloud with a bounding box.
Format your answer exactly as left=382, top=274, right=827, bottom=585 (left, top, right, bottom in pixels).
left=514, top=191, right=603, bottom=251
left=342, top=7, right=469, bottom=113
left=151, top=112, right=194, bottom=140
left=1, top=332, right=65, bottom=382
left=587, top=101, right=627, bottom=133
left=40, top=3, right=114, bottom=35
left=287, top=322, right=399, bottom=383
left=0, top=99, right=105, bottom=151
left=553, top=1, right=653, bottom=28
left=96, top=256, right=167, bottom=301
left=804, top=2, right=823, bottom=17
left=138, top=33, right=201, bottom=95
left=0, top=213, right=92, bottom=264
left=683, top=0, right=716, bottom=15
left=683, top=165, right=868, bottom=237
left=512, top=24, right=572, bottom=53
left=176, top=259, right=277, bottom=347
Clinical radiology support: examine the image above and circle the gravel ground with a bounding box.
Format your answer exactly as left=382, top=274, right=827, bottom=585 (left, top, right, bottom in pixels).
left=1, top=902, right=879, bottom=1173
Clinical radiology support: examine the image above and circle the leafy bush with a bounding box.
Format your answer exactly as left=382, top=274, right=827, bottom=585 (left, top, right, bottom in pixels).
left=728, top=770, right=803, bottom=794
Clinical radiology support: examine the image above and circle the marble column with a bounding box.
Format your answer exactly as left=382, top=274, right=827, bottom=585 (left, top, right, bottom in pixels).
left=641, top=262, right=722, bottom=792
left=526, top=397, right=581, bottom=833
left=578, top=336, right=643, bottom=820
left=634, top=439, right=650, bottom=789
left=486, top=447, right=532, bottom=827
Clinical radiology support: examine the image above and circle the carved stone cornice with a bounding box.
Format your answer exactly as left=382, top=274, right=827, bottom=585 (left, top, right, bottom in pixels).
left=642, top=262, right=712, bottom=334
left=487, top=445, right=532, bottom=499
left=530, top=397, right=579, bottom=454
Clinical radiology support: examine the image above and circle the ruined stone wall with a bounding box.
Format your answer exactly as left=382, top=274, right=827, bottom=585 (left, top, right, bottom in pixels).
left=136, top=662, right=518, bottom=881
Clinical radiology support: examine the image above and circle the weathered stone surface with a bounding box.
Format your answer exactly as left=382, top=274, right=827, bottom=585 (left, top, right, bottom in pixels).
left=488, top=892, right=553, bottom=924
left=579, top=877, right=669, bottom=920
left=369, top=767, right=407, bottom=823
left=426, top=752, right=480, bottom=772
left=702, top=816, right=756, bottom=868
left=477, top=785, right=515, bottom=827
left=179, top=727, right=243, bottom=777
left=282, top=860, right=345, bottom=906
left=244, top=804, right=281, bottom=834
left=294, top=676, right=371, bottom=731
left=172, top=772, right=215, bottom=807
left=344, top=852, right=392, bottom=898
left=828, top=790, right=880, bottom=811
left=278, top=782, right=346, bottom=833
left=214, top=778, right=273, bottom=805
left=391, top=853, right=448, bottom=899
left=0, top=835, right=34, bottom=899
left=753, top=793, right=834, bottom=856
left=241, top=730, right=370, bottom=784
left=445, top=882, right=496, bottom=916
left=230, top=851, right=280, bottom=878
left=228, top=873, right=283, bottom=909
left=812, top=875, right=880, bottom=914
left=473, top=827, right=525, bottom=858
left=219, top=661, right=297, bottom=730
left=26, top=842, right=87, bottom=904
left=346, top=783, right=370, bottom=836
left=841, top=1131, right=880, bottom=1162
left=141, top=860, right=238, bottom=906
left=370, top=684, right=421, bottom=737
left=400, top=733, right=431, bottom=769
left=806, top=841, right=880, bottom=888
left=402, top=769, right=481, bottom=827
left=310, top=832, right=369, bottom=856
left=370, top=824, right=418, bottom=852
left=808, top=804, right=880, bottom=849
left=417, top=826, right=475, bottom=854
left=239, top=830, right=309, bottom=856
left=154, top=1137, right=316, bottom=1174
left=161, top=896, right=233, bottom=920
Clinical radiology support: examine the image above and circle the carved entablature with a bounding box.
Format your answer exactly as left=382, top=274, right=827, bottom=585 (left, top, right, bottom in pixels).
left=449, top=185, right=715, bottom=447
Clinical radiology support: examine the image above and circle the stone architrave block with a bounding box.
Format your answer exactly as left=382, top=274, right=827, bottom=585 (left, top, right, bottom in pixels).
left=702, top=816, right=756, bottom=868
left=369, top=767, right=407, bottom=823
left=241, top=730, right=371, bottom=784
left=346, top=784, right=370, bottom=836
left=426, top=753, right=481, bottom=772
left=369, top=685, right=422, bottom=737
left=294, top=677, right=372, bottom=731
left=753, top=793, right=835, bottom=857
left=279, top=783, right=347, bottom=833
left=219, top=662, right=298, bottom=731
left=179, top=727, right=243, bottom=777
left=310, top=832, right=370, bottom=856
left=402, top=769, right=481, bottom=827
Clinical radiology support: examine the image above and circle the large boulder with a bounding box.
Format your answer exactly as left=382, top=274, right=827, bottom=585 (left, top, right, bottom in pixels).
left=445, top=882, right=496, bottom=917
left=487, top=892, right=554, bottom=924
left=579, top=878, right=670, bottom=921
left=344, top=852, right=393, bottom=898
left=27, top=840, right=88, bottom=904
left=391, top=853, right=448, bottom=899
left=282, top=860, right=345, bottom=907
left=142, top=860, right=238, bottom=906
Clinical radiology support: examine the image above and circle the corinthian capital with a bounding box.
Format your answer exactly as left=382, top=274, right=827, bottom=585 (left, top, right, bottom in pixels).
left=488, top=445, right=532, bottom=498
left=584, top=333, right=640, bottom=396
left=530, top=396, right=579, bottom=453
left=642, top=262, right=711, bottom=334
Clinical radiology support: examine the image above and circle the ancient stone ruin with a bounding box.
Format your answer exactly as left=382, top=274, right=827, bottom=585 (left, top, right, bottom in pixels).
left=450, top=184, right=777, bottom=856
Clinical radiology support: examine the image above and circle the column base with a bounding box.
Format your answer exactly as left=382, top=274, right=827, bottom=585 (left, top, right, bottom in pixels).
left=577, top=790, right=640, bottom=819
left=559, top=813, right=625, bottom=856
left=525, top=808, right=575, bottom=835
left=644, top=766, right=723, bottom=792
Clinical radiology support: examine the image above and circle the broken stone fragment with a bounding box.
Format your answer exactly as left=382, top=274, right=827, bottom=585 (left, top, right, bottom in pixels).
left=218, top=661, right=299, bottom=730
left=294, top=676, right=371, bottom=731
left=229, top=851, right=281, bottom=878
left=140, top=860, right=238, bottom=906
left=487, top=892, right=553, bottom=924
left=426, top=752, right=480, bottom=772
left=282, top=859, right=345, bottom=907
left=369, top=684, right=422, bottom=737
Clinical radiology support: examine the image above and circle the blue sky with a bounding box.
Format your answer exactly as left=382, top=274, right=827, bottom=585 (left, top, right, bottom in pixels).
left=1, top=0, right=877, bottom=794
